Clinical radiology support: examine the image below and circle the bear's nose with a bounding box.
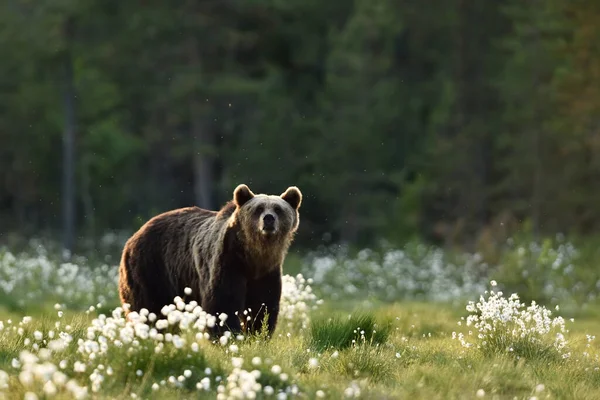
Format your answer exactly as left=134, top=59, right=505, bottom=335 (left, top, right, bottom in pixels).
left=263, top=214, right=275, bottom=229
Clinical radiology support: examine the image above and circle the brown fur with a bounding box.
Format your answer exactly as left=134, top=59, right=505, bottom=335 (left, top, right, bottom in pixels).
left=118, top=184, right=302, bottom=337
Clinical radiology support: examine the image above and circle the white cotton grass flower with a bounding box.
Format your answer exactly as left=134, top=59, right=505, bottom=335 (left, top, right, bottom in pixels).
left=279, top=274, right=322, bottom=331
left=264, top=386, right=275, bottom=395
left=343, top=381, right=361, bottom=398
left=271, top=365, right=282, bottom=374
left=535, top=384, right=545, bottom=393
left=0, top=244, right=119, bottom=311
left=0, top=370, right=8, bottom=390
left=232, top=357, right=244, bottom=369
left=300, top=244, right=490, bottom=303
left=76, top=294, right=223, bottom=364
left=24, top=393, right=39, bottom=400
left=197, top=377, right=211, bottom=391
left=216, top=366, right=262, bottom=400
left=11, top=349, right=89, bottom=399
left=453, top=281, right=570, bottom=358
left=300, top=236, right=595, bottom=305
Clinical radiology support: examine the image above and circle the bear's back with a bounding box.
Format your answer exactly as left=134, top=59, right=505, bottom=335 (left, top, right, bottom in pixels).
left=134, top=206, right=215, bottom=240
left=125, top=207, right=216, bottom=266
left=121, top=206, right=226, bottom=306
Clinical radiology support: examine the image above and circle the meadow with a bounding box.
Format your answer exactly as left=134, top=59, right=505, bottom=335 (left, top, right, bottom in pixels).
left=0, top=236, right=598, bottom=399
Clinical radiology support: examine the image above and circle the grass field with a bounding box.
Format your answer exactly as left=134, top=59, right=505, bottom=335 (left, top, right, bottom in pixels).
left=0, top=238, right=598, bottom=399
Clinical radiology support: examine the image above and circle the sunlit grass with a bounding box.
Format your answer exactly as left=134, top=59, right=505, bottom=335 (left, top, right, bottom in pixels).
left=0, top=300, right=597, bottom=399
left=308, top=313, right=391, bottom=352
left=0, top=242, right=599, bottom=399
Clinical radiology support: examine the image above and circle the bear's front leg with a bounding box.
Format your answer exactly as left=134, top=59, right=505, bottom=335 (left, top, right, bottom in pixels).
left=202, top=267, right=247, bottom=338
left=245, top=269, right=282, bottom=338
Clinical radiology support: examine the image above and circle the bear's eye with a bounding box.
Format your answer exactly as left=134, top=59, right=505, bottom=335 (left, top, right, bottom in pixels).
left=273, top=205, right=282, bottom=215
left=255, top=205, right=264, bottom=216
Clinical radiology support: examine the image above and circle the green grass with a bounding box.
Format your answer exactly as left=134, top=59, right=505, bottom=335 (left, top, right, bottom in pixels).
left=3, top=236, right=600, bottom=399
left=308, top=313, right=391, bottom=351
left=0, top=301, right=597, bottom=399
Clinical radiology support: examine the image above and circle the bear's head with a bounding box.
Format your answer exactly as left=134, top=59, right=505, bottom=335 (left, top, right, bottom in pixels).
left=232, top=184, right=302, bottom=243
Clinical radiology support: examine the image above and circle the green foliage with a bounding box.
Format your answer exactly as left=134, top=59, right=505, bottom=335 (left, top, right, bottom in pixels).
left=2, top=0, right=600, bottom=253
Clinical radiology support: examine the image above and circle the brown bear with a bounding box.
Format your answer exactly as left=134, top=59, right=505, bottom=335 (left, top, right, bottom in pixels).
left=118, top=184, right=302, bottom=337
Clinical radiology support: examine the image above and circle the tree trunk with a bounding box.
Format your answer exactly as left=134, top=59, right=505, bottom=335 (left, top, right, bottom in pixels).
left=191, top=103, right=215, bottom=210
left=81, top=157, right=95, bottom=239
left=188, top=37, right=215, bottom=210
left=531, top=5, right=542, bottom=239
left=62, top=18, right=76, bottom=259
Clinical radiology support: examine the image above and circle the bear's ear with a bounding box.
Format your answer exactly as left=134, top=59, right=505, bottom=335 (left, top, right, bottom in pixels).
left=281, top=186, right=302, bottom=210
left=234, top=184, right=255, bottom=207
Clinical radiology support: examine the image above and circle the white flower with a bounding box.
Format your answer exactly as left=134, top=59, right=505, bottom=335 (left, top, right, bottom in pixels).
left=232, top=357, right=244, bottom=368
left=43, top=380, right=58, bottom=396
left=198, top=377, right=211, bottom=391
left=19, top=370, right=34, bottom=386
left=74, top=361, right=87, bottom=373
left=264, top=386, right=274, bottom=395
left=271, top=365, right=282, bottom=374
left=0, top=370, right=8, bottom=390
left=535, top=384, right=545, bottom=393
left=453, top=283, right=569, bottom=356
